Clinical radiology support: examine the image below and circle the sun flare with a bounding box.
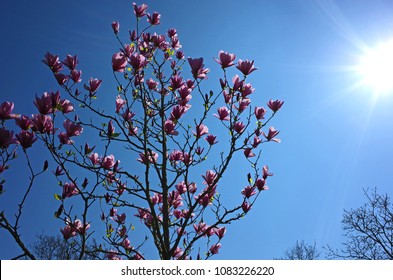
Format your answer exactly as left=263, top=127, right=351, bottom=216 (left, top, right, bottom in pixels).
left=357, top=40, right=393, bottom=95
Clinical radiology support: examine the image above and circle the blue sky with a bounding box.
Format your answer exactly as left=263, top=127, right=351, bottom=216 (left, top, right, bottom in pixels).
left=1, top=0, right=393, bottom=259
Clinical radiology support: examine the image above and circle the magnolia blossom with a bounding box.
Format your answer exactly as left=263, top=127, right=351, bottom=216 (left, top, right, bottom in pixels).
left=15, top=131, right=36, bottom=149
left=111, top=21, right=120, bottom=34
left=115, top=95, right=126, bottom=113
left=205, top=134, right=218, bottom=145
left=210, top=243, right=221, bottom=255
left=254, top=106, right=267, bottom=120
left=164, top=120, right=178, bottom=135
left=112, top=52, right=128, bottom=72
left=137, top=150, right=158, bottom=164
left=242, top=201, right=252, bottom=213
left=62, top=54, right=78, bottom=70
left=236, top=59, right=257, bottom=76
left=241, top=186, right=257, bottom=198
left=193, top=124, right=209, bottom=138
left=147, top=12, right=161, bottom=25
left=62, top=182, right=79, bottom=198
left=0, top=129, right=16, bottom=148
left=214, top=106, right=230, bottom=121
left=214, top=50, right=236, bottom=68
left=263, top=126, right=280, bottom=143
left=188, top=57, right=209, bottom=79
left=0, top=102, right=16, bottom=120
left=42, top=52, right=62, bottom=73
left=267, top=99, right=284, bottom=112
left=133, top=2, right=148, bottom=18
left=101, top=154, right=116, bottom=170
left=84, top=78, right=102, bottom=94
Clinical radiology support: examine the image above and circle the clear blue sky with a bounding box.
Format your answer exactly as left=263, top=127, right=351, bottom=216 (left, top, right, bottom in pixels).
left=1, top=0, right=393, bottom=259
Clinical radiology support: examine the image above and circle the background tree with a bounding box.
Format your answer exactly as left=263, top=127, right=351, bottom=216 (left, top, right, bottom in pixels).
left=0, top=2, right=283, bottom=260
left=278, top=240, right=320, bottom=260
left=327, top=188, right=393, bottom=260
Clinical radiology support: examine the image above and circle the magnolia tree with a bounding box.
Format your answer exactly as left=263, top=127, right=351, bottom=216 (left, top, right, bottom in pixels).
left=0, top=2, right=283, bottom=260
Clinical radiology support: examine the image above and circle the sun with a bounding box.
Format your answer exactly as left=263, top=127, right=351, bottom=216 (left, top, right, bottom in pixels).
left=357, top=40, right=393, bottom=95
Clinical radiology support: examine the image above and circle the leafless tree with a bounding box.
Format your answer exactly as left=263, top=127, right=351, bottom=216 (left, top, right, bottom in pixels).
left=327, top=188, right=393, bottom=259
left=278, top=240, right=320, bottom=260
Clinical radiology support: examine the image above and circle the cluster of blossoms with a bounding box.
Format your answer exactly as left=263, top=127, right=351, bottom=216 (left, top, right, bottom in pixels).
left=1, top=2, right=283, bottom=260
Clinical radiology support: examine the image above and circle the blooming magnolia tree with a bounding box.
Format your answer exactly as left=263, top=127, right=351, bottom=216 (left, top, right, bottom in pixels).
left=0, top=2, right=283, bottom=260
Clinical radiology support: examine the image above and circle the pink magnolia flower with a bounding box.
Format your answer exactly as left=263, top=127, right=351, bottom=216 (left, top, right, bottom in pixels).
left=193, top=222, right=208, bottom=235
left=242, top=201, right=252, bottom=213
left=69, top=70, right=82, bottom=83
left=115, top=95, right=126, bottom=113
left=241, top=186, right=257, bottom=198
left=236, top=99, right=251, bottom=113
left=172, top=247, right=183, bottom=259
left=188, top=57, right=209, bottom=79
left=112, top=213, right=127, bottom=224
left=233, top=121, right=245, bottom=134
left=106, top=250, right=121, bottom=260
left=122, top=238, right=133, bottom=250
left=112, top=52, right=128, bottom=72
left=262, top=165, right=273, bottom=179
left=129, top=53, right=147, bottom=72
left=170, top=75, right=184, bottom=91
left=244, top=148, right=255, bottom=158
left=111, top=21, right=120, bottom=34
left=34, top=92, right=54, bottom=115
left=150, top=192, right=163, bottom=205
left=251, top=136, right=262, bottom=148
left=63, top=119, right=83, bottom=138
left=133, top=2, right=148, bottom=18
left=164, top=120, right=178, bottom=135
left=55, top=73, right=68, bottom=85
left=0, top=129, right=16, bottom=148
left=101, top=154, right=116, bottom=170
left=15, top=115, right=32, bottom=130
left=263, top=126, right=280, bottom=143
left=84, top=78, right=102, bottom=94
left=214, top=106, right=230, bottom=121
left=170, top=37, right=182, bottom=50
left=236, top=59, right=257, bottom=76
left=0, top=102, right=15, bottom=120
left=170, top=105, right=186, bottom=121
left=89, top=153, right=100, bottom=165
left=205, top=134, right=218, bottom=145
left=147, top=12, right=161, bottom=25
left=215, top=227, right=226, bottom=239
left=214, top=50, right=236, bottom=68
left=42, top=52, right=62, bottom=73
left=241, top=83, right=254, bottom=98
left=202, top=170, right=217, bottom=186
left=107, top=120, right=115, bottom=136
left=62, top=54, right=78, bottom=70
left=60, top=225, right=76, bottom=240
left=15, top=131, right=37, bottom=149
left=168, top=190, right=183, bottom=209
left=31, top=114, right=54, bottom=134
left=175, top=181, right=187, bottom=194
left=210, top=243, right=221, bottom=255
left=193, top=124, right=209, bottom=138
left=254, top=106, right=267, bottom=120
left=168, top=28, right=177, bottom=38
left=255, top=178, right=268, bottom=191
left=60, top=99, right=74, bottom=113
left=137, top=150, right=158, bottom=164
left=62, top=182, right=79, bottom=198
left=267, top=99, right=284, bottom=112
left=232, top=74, right=243, bottom=91
left=169, top=150, right=183, bottom=164
left=146, top=78, right=158, bottom=90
